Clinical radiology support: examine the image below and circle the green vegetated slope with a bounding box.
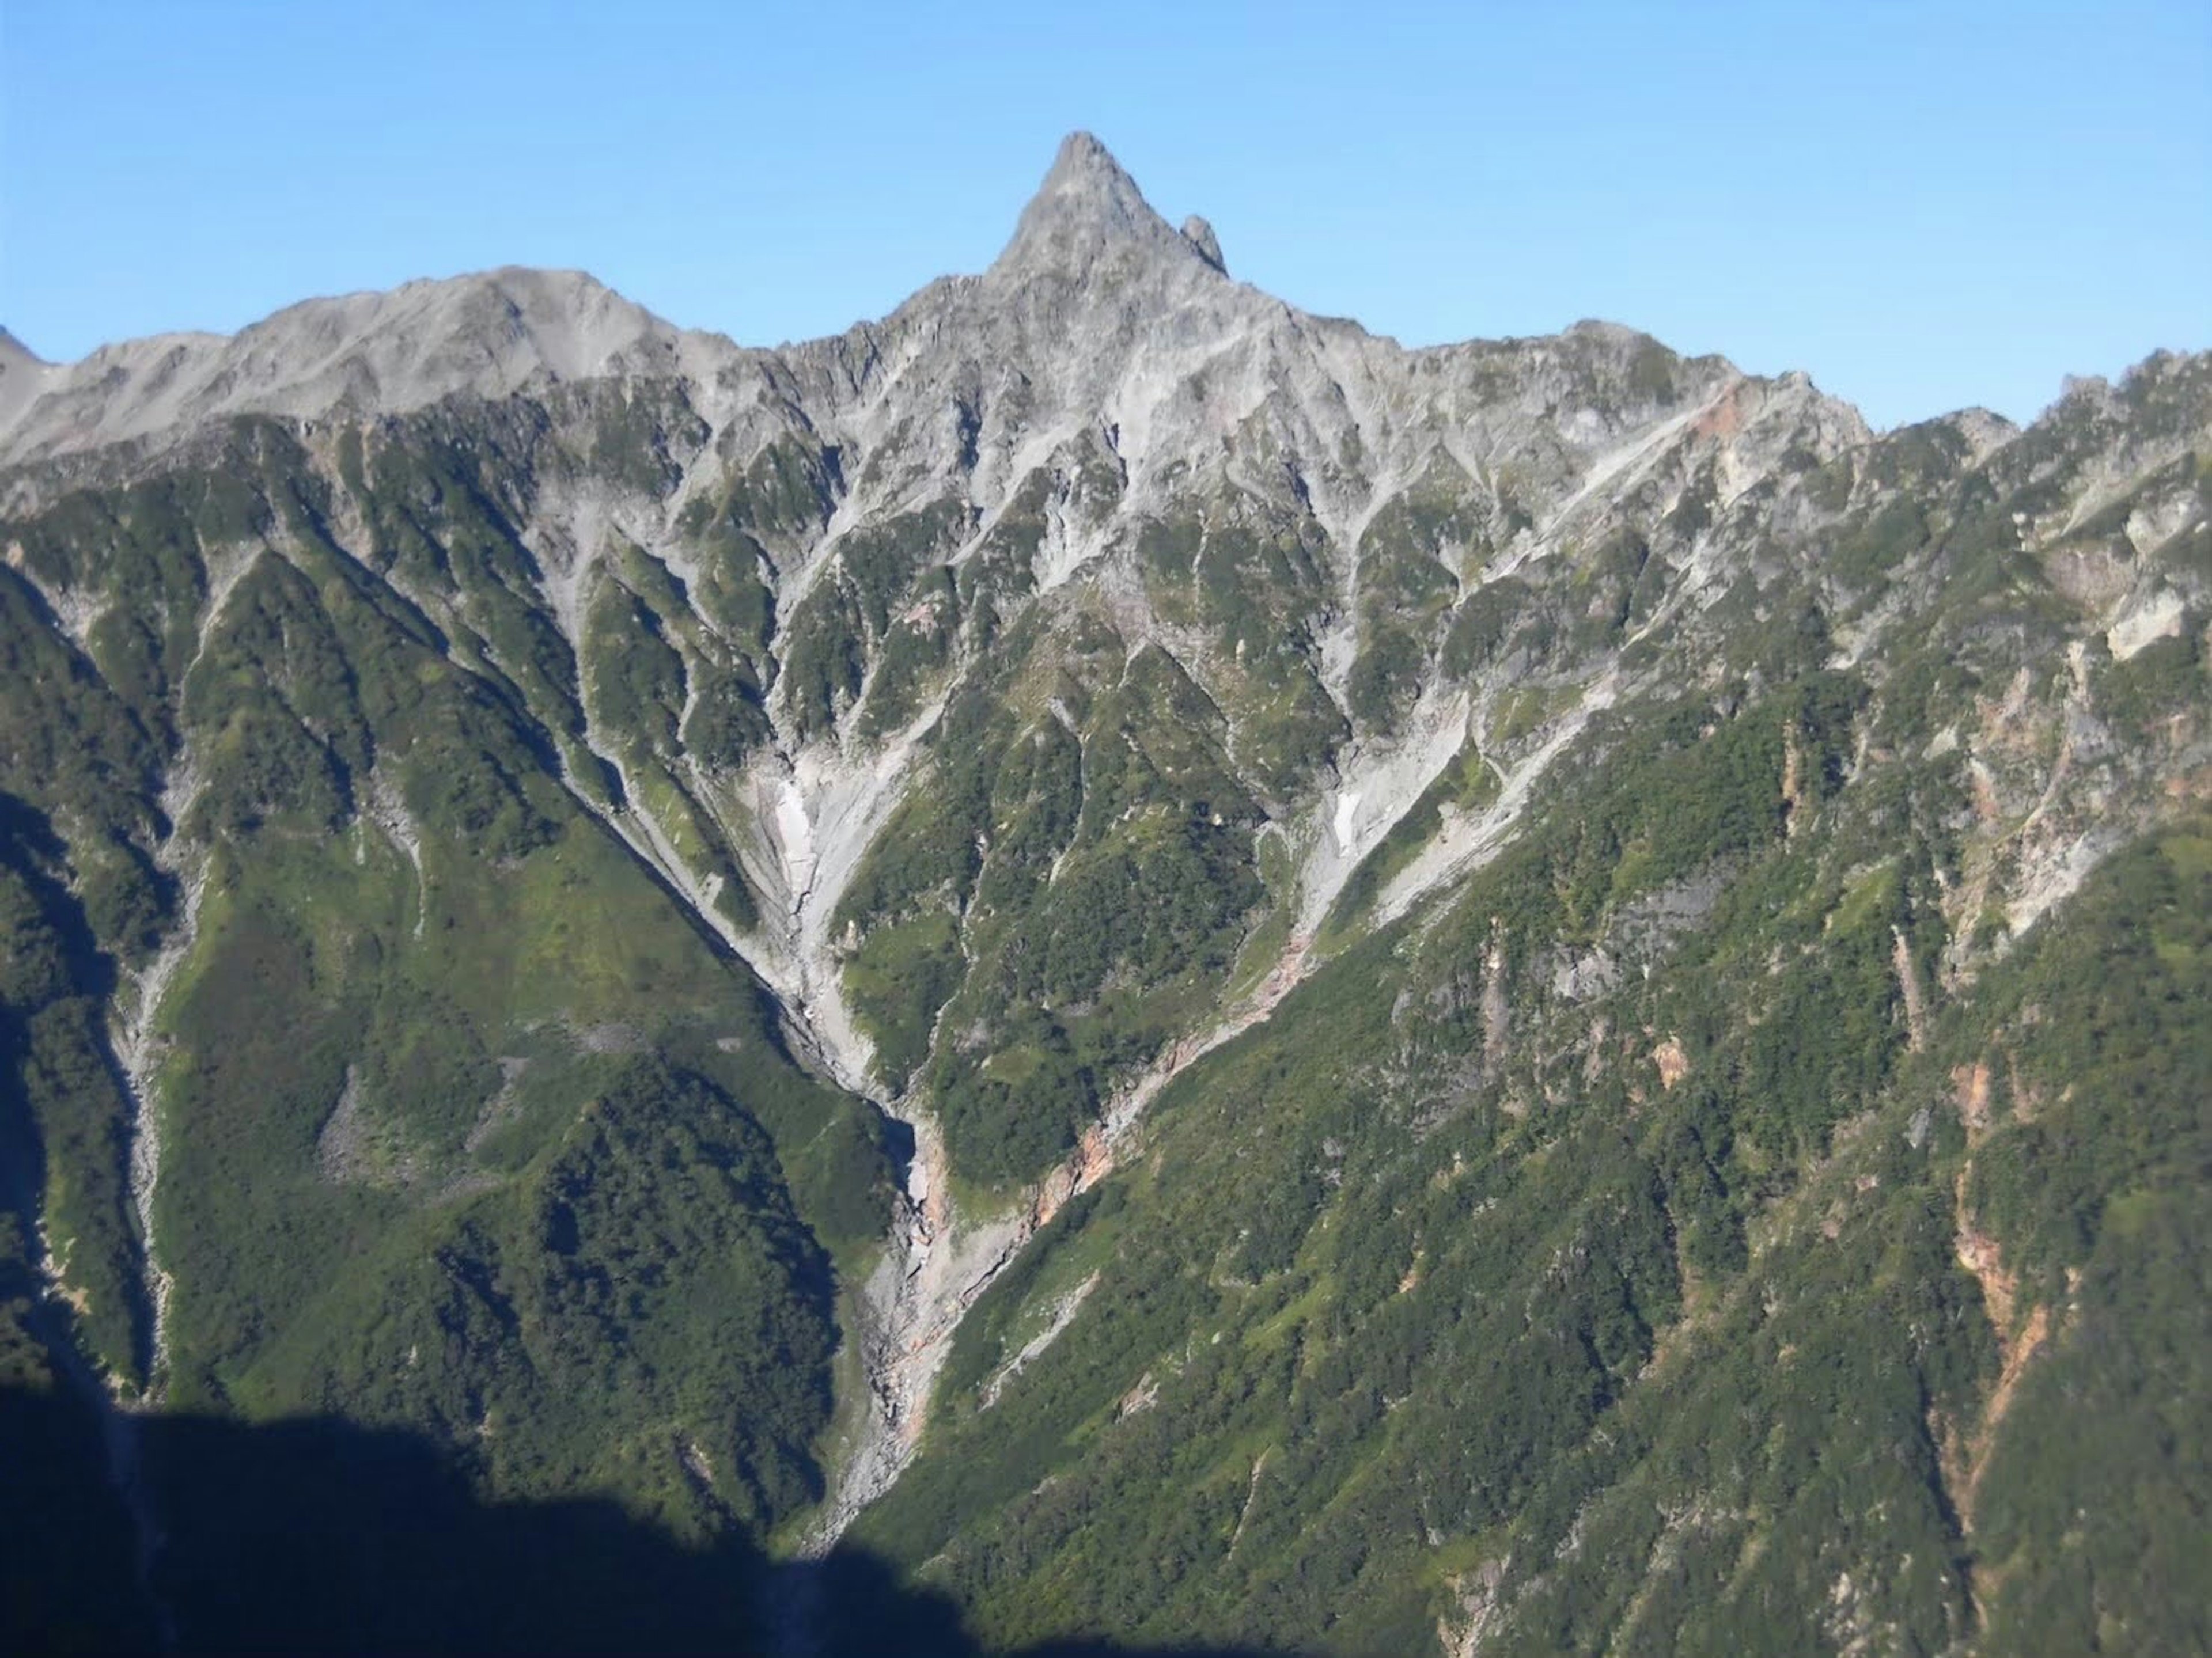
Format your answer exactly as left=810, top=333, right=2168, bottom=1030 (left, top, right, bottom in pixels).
left=0, top=220, right=2206, bottom=1658
left=855, top=730, right=2209, bottom=1652
left=0, top=412, right=893, bottom=1541
left=840, top=380, right=2212, bottom=1651
left=838, top=632, right=1270, bottom=1189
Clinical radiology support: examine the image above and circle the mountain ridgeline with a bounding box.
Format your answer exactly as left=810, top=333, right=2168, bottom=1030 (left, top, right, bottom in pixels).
left=2, top=135, right=2206, bottom=1655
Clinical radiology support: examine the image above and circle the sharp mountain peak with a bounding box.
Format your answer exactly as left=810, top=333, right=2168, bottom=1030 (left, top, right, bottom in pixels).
left=990, top=130, right=1225, bottom=282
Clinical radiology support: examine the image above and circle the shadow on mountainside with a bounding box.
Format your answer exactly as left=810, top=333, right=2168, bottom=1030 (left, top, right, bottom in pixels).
left=0, top=1383, right=1294, bottom=1657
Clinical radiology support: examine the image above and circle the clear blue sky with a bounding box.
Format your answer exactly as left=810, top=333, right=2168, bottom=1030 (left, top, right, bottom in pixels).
left=3, top=1, right=2206, bottom=430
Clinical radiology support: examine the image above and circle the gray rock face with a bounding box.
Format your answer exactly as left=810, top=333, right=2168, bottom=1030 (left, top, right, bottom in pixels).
left=1179, top=214, right=1226, bottom=274
left=993, top=130, right=1206, bottom=282
left=0, top=267, right=695, bottom=464
left=0, top=325, right=49, bottom=434
left=0, top=132, right=1831, bottom=509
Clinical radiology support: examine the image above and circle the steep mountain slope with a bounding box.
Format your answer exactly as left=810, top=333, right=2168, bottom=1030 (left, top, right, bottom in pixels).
left=2, top=135, right=2206, bottom=1654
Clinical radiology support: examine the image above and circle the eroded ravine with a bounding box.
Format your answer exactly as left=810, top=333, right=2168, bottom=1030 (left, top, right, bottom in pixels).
left=793, top=680, right=1610, bottom=1545
left=790, top=652, right=1625, bottom=1549
left=796, top=918, right=1317, bottom=1554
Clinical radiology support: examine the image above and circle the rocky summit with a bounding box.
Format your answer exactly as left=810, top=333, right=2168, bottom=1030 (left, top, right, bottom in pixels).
left=2, top=134, right=2206, bottom=1656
